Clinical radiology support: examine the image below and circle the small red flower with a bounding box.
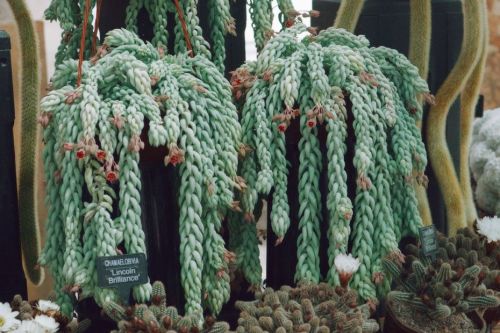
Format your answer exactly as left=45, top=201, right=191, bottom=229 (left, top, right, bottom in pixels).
left=63, top=143, right=74, bottom=151
left=277, top=122, right=288, bottom=133
left=164, top=144, right=185, bottom=166
left=170, top=155, right=181, bottom=165
left=285, top=19, right=294, bottom=28
left=96, top=150, right=106, bottom=162
left=105, top=170, right=118, bottom=183
left=307, top=119, right=316, bottom=128
left=76, top=149, right=86, bottom=160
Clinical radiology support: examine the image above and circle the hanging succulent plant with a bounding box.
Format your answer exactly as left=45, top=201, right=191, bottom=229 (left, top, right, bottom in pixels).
left=230, top=23, right=432, bottom=302
left=38, top=29, right=241, bottom=321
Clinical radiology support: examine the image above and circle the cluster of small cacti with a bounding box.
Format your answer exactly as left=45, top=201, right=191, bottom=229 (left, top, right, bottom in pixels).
left=234, top=283, right=379, bottom=333
left=383, top=252, right=500, bottom=320
left=230, top=22, right=431, bottom=301
left=38, top=28, right=240, bottom=320
left=8, top=294, right=91, bottom=333
left=104, top=281, right=230, bottom=333
left=403, top=227, right=500, bottom=291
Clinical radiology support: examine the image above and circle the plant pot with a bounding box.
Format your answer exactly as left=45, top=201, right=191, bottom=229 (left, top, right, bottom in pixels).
left=484, top=305, right=500, bottom=328
left=383, top=299, right=419, bottom=333
left=384, top=297, right=487, bottom=333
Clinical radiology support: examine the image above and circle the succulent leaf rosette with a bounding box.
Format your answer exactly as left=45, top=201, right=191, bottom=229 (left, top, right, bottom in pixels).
left=38, top=29, right=240, bottom=321
left=230, top=23, right=431, bottom=301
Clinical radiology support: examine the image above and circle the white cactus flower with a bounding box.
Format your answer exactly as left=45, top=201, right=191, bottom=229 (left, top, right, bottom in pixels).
left=334, top=253, right=361, bottom=274
left=477, top=216, right=500, bottom=243
left=0, top=302, right=20, bottom=332
left=36, top=300, right=60, bottom=313
left=33, top=315, right=59, bottom=333
left=11, top=320, right=43, bottom=333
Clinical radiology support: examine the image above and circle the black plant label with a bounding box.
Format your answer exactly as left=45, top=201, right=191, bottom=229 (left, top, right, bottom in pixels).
left=97, top=253, right=148, bottom=303
left=419, top=225, right=438, bottom=260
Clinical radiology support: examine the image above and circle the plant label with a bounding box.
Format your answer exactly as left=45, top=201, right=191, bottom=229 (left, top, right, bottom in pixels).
left=96, top=253, right=148, bottom=303
left=419, top=226, right=438, bottom=260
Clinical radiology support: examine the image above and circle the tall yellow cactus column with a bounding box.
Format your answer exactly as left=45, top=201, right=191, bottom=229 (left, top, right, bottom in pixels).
left=460, top=0, right=488, bottom=227
left=426, top=0, right=482, bottom=235
left=409, top=0, right=433, bottom=226
left=333, top=0, right=365, bottom=32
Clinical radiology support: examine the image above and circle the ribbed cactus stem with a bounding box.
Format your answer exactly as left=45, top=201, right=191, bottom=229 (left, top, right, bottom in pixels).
left=104, top=301, right=128, bottom=322
left=466, top=295, right=499, bottom=311
left=7, top=0, right=43, bottom=286
left=429, top=303, right=452, bottom=320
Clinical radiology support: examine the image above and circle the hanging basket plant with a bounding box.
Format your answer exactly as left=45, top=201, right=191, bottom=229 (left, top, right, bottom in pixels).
left=229, top=23, right=432, bottom=302
left=38, top=26, right=241, bottom=321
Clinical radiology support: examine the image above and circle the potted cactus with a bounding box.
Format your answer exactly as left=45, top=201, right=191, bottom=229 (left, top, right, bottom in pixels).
left=233, top=254, right=380, bottom=333
left=234, top=283, right=379, bottom=333
left=382, top=253, right=500, bottom=333
left=403, top=223, right=500, bottom=327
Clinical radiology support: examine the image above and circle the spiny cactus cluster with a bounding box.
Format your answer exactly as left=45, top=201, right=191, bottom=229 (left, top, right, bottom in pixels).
left=104, top=281, right=230, bottom=333
left=234, top=283, right=379, bottom=333
left=9, top=294, right=91, bottom=333
left=383, top=253, right=500, bottom=320
left=403, top=227, right=500, bottom=291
